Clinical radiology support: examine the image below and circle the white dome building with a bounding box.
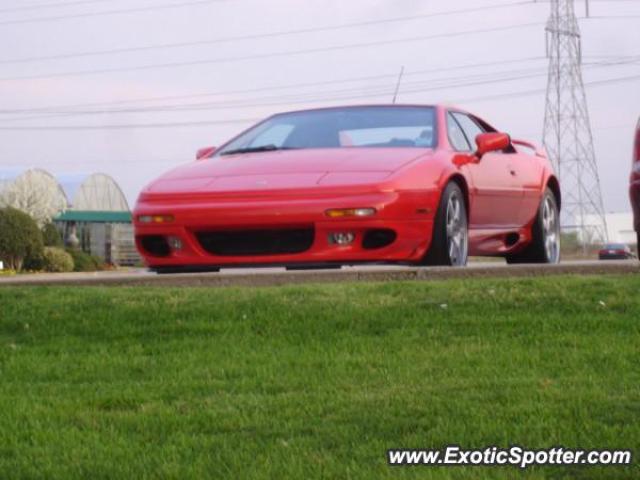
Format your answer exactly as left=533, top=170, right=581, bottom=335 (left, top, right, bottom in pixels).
left=54, top=173, right=138, bottom=266
left=0, top=167, right=139, bottom=266
left=58, top=173, right=129, bottom=212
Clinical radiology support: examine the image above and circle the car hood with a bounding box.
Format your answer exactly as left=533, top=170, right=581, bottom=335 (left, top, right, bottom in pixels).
left=144, top=148, right=432, bottom=194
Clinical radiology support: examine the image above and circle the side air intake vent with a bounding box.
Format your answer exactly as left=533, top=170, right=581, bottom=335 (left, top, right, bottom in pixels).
left=362, top=229, right=397, bottom=250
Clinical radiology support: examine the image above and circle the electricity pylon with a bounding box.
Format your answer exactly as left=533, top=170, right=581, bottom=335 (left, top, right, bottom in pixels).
left=542, top=0, right=608, bottom=248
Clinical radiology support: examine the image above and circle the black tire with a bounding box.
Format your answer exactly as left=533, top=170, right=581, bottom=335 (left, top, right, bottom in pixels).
left=151, top=266, right=220, bottom=274
left=506, top=188, right=560, bottom=264
left=422, top=182, right=468, bottom=266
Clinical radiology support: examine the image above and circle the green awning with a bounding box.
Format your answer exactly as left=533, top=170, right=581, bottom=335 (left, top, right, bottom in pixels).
left=54, top=210, right=132, bottom=223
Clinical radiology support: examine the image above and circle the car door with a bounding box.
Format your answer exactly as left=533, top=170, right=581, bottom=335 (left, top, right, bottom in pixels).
left=510, top=141, right=545, bottom=225
left=448, top=111, right=522, bottom=229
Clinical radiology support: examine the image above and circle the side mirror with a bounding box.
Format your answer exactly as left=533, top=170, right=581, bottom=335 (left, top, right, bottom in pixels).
left=196, top=146, right=217, bottom=160
left=475, top=132, right=510, bottom=158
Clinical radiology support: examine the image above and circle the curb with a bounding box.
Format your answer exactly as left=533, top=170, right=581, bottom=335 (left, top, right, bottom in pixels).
left=1, top=262, right=638, bottom=288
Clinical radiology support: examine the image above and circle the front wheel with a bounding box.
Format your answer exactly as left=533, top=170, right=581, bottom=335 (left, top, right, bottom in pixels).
left=506, top=188, right=560, bottom=264
left=423, top=182, right=468, bottom=266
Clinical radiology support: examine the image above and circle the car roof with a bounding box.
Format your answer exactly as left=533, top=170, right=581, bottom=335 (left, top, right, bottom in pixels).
left=269, top=104, right=440, bottom=116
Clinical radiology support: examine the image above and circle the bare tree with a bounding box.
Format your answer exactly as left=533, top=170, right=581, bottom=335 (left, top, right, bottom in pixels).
left=0, top=170, right=67, bottom=226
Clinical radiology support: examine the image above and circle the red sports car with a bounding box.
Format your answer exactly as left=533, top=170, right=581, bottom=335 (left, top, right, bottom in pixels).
left=631, top=116, right=640, bottom=251
left=134, top=105, right=561, bottom=273
left=598, top=243, right=635, bottom=261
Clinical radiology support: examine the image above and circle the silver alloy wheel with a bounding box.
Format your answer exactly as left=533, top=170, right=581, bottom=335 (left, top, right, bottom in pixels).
left=542, top=195, right=560, bottom=263
left=446, top=191, right=468, bottom=266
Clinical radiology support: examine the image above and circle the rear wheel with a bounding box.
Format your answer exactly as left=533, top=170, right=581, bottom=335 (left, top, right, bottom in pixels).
left=506, top=188, right=560, bottom=264
left=423, top=182, right=468, bottom=266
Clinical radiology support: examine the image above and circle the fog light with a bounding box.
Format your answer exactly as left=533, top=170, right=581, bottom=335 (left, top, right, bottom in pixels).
left=329, top=232, right=355, bottom=245
left=167, top=236, right=183, bottom=251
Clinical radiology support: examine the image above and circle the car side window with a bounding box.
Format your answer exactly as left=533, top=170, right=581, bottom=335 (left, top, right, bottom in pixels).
left=447, top=113, right=471, bottom=151
left=452, top=112, right=485, bottom=151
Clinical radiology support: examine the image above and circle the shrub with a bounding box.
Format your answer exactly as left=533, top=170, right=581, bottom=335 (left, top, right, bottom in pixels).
left=23, top=251, right=46, bottom=271
left=90, top=255, right=106, bottom=270
left=66, top=248, right=104, bottom=272
left=0, top=207, right=44, bottom=271
left=43, top=247, right=74, bottom=273
left=42, top=222, right=63, bottom=247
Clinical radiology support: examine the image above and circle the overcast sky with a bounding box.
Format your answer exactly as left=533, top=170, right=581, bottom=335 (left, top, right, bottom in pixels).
left=1, top=0, right=639, bottom=212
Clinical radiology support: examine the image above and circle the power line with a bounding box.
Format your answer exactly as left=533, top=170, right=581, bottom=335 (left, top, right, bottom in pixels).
left=9, top=63, right=595, bottom=125
left=2, top=70, right=639, bottom=131
left=0, top=57, right=634, bottom=128
left=0, top=118, right=259, bottom=131
left=0, top=57, right=549, bottom=116
left=118, top=60, right=633, bottom=112
left=0, top=1, right=531, bottom=64
left=0, top=0, right=112, bottom=14
left=0, top=0, right=226, bottom=26
left=1, top=55, right=636, bottom=122
left=0, top=57, right=547, bottom=113
left=0, top=22, right=544, bottom=82
left=0, top=70, right=543, bottom=118
left=587, top=15, right=640, bottom=19
left=535, top=0, right=640, bottom=3
left=0, top=67, right=569, bottom=117
left=460, top=70, right=640, bottom=104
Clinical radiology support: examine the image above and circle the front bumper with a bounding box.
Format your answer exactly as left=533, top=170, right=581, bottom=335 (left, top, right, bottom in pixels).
left=631, top=179, right=640, bottom=231
left=599, top=254, right=632, bottom=260
left=133, top=189, right=438, bottom=268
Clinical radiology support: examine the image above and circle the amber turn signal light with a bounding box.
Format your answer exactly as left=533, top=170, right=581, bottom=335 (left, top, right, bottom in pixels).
left=138, top=214, right=175, bottom=223
left=325, top=208, right=376, bottom=218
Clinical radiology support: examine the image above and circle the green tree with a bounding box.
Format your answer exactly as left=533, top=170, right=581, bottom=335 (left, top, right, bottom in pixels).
left=42, top=222, right=63, bottom=247
left=0, top=207, right=44, bottom=271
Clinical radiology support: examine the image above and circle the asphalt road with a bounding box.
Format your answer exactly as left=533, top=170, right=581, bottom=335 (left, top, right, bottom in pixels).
left=0, top=260, right=638, bottom=288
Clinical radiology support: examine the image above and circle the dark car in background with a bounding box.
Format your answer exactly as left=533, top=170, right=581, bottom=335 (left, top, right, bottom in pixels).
left=598, top=243, right=635, bottom=260
left=631, top=117, right=640, bottom=253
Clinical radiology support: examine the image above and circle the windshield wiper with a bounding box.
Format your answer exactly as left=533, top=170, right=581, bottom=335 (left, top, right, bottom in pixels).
left=220, top=144, right=297, bottom=156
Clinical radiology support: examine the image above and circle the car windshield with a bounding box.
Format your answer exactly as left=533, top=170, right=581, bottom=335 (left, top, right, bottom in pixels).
left=216, top=106, right=436, bottom=156
left=604, top=244, right=627, bottom=250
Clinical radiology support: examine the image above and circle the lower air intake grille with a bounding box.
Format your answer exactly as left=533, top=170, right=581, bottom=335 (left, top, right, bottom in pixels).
left=138, top=235, right=171, bottom=257
left=362, top=229, right=397, bottom=250
left=196, top=228, right=314, bottom=256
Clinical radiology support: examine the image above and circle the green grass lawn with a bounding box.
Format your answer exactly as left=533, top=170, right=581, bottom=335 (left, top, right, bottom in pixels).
left=0, top=275, right=638, bottom=479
